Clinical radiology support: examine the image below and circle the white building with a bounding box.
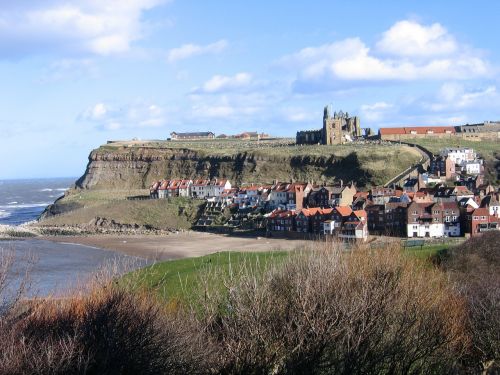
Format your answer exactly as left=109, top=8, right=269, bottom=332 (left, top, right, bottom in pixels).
left=464, top=160, right=482, bottom=175
left=191, top=179, right=210, bottom=198
left=442, top=148, right=476, bottom=166
left=206, top=179, right=232, bottom=197
left=178, top=179, right=193, bottom=197
left=407, top=223, right=444, bottom=238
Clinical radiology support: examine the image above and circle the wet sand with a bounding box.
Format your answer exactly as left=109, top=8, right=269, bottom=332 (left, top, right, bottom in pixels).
left=44, top=232, right=311, bottom=261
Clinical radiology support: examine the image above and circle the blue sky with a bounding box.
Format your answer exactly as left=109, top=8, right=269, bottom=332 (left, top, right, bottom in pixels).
left=0, top=0, right=499, bottom=179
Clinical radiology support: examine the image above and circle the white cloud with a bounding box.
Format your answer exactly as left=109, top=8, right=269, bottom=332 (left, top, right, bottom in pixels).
left=167, top=40, right=227, bottom=63
left=80, top=101, right=168, bottom=130
left=279, top=20, right=491, bottom=91
left=376, top=20, right=457, bottom=57
left=193, top=72, right=252, bottom=94
left=360, top=102, right=394, bottom=122
left=423, top=83, right=498, bottom=112
left=0, top=0, right=168, bottom=57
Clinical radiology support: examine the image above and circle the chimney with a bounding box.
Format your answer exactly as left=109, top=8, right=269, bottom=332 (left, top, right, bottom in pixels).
left=340, top=179, right=343, bottom=188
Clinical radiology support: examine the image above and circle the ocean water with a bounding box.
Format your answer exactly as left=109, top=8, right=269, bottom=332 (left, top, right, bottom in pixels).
left=0, top=177, right=75, bottom=226
left=1, top=239, right=148, bottom=296
left=0, top=178, right=149, bottom=296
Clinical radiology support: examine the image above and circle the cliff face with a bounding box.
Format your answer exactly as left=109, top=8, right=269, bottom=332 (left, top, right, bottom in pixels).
left=76, top=146, right=379, bottom=189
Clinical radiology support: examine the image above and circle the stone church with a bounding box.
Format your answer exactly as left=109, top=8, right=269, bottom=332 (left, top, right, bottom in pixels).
left=296, top=105, right=362, bottom=145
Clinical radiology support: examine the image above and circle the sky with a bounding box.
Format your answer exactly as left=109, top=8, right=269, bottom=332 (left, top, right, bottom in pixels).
left=0, top=0, right=499, bottom=179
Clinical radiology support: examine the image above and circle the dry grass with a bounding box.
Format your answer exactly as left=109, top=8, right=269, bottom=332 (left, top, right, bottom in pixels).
left=197, top=241, right=469, bottom=374
left=1, top=239, right=490, bottom=374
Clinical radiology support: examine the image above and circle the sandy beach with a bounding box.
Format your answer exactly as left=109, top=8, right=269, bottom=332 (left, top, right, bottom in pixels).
left=43, top=232, right=312, bottom=261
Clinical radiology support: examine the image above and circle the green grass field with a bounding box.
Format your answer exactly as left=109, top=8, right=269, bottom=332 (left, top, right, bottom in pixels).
left=124, top=251, right=288, bottom=302
left=125, top=244, right=452, bottom=303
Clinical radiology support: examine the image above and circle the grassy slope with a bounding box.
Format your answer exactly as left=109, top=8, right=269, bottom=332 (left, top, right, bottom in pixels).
left=126, top=244, right=451, bottom=303
left=38, top=191, right=205, bottom=229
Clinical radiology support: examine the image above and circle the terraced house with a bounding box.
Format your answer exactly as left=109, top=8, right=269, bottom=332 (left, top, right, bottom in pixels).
left=406, top=202, right=460, bottom=238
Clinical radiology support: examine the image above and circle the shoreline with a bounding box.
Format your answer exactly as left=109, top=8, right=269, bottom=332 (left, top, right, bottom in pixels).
left=41, top=232, right=312, bottom=261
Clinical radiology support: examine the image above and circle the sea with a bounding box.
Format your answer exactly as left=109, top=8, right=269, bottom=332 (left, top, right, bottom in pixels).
left=0, top=177, right=75, bottom=226
left=0, top=178, right=147, bottom=296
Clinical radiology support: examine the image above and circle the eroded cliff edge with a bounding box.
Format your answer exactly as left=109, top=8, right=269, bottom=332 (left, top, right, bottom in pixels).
left=75, top=143, right=420, bottom=189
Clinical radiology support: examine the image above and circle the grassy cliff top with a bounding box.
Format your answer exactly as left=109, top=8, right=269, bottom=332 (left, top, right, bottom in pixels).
left=98, top=138, right=418, bottom=158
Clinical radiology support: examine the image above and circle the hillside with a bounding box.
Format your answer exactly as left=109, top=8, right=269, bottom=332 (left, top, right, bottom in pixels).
left=76, top=139, right=421, bottom=189
left=37, top=139, right=421, bottom=229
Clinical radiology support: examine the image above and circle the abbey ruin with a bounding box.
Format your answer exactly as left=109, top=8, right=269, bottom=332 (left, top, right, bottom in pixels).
left=296, top=105, right=362, bottom=145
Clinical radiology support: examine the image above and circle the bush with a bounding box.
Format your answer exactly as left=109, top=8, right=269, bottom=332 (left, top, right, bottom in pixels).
left=439, top=232, right=500, bottom=373
left=200, top=244, right=468, bottom=374
left=0, top=286, right=209, bottom=375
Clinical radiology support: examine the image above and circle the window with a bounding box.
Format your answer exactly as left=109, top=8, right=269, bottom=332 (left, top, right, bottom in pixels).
left=434, top=218, right=439, bottom=222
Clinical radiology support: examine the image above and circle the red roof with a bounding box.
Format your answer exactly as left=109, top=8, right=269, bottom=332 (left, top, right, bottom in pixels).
left=158, top=180, right=169, bottom=190
left=354, top=191, right=369, bottom=199
left=379, top=126, right=456, bottom=135
left=193, top=179, right=209, bottom=186
left=335, top=206, right=353, bottom=216
left=472, top=208, right=490, bottom=216
left=353, top=210, right=367, bottom=219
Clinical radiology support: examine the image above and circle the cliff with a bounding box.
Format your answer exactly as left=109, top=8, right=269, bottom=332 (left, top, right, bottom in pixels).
left=75, top=143, right=421, bottom=189
left=37, top=141, right=420, bottom=227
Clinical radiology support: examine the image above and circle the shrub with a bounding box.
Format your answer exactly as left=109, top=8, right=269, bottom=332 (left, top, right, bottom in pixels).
left=0, top=286, right=209, bottom=375
left=200, top=244, right=468, bottom=374
left=439, top=232, right=500, bottom=373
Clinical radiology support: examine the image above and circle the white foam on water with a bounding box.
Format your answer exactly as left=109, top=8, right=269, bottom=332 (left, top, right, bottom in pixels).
left=39, top=188, right=68, bottom=192
left=0, top=203, right=51, bottom=209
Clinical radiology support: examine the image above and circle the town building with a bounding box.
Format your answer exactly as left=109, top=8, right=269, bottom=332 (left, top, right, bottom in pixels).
left=455, top=121, right=500, bottom=140
left=338, top=210, right=368, bottom=241
left=378, top=126, right=455, bottom=141
left=268, top=182, right=311, bottom=210
left=407, top=202, right=445, bottom=238
left=463, top=208, right=499, bottom=237
left=267, top=210, right=296, bottom=232
left=441, top=148, right=476, bottom=166
left=429, top=156, right=455, bottom=179
left=170, top=132, right=215, bottom=140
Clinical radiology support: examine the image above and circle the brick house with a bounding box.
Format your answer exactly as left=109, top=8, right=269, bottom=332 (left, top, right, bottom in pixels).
left=406, top=202, right=445, bottom=238
left=366, top=204, right=385, bottom=233
left=267, top=210, right=296, bottom=232
left=295, top=207, right=322, bottom=233
left=384, top=202, right=408, bottom=236
left=338, top=210, right=368, bottom=241
left=269, top=182, right=311, bottom=210
left=429, top=156, right=455, bottom=179
left=463, top=208, right=499, bottom=237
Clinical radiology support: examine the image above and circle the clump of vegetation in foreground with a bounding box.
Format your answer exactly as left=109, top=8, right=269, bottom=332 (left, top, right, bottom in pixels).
left=1, top=235, right=499, bottom=374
